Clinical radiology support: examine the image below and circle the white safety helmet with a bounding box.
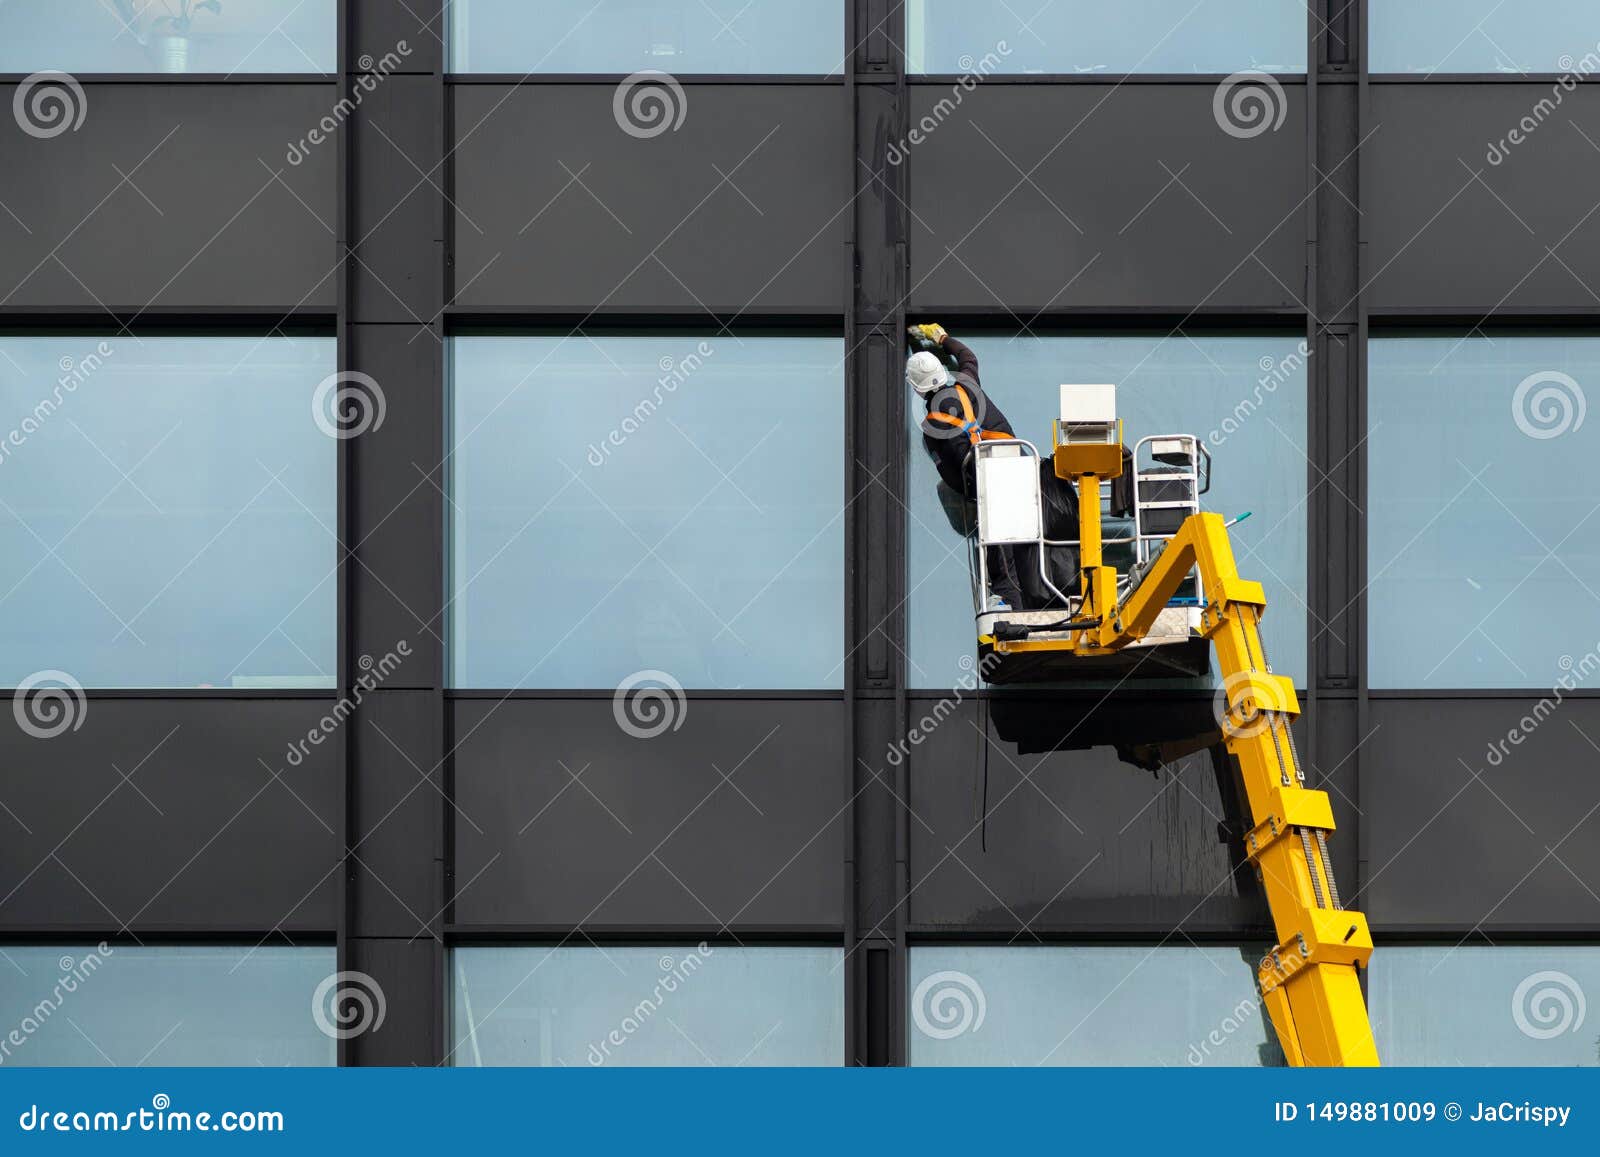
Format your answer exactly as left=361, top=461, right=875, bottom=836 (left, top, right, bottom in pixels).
left=906, top=351, right=950, bottom=396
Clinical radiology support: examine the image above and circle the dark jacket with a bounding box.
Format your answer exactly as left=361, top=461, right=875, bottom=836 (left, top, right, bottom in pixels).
left=919, top=336, right=1015, bottom=495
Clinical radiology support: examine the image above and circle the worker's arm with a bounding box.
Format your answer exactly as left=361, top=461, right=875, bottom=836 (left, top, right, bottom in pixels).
left=942, top=335, right=981, bottom=388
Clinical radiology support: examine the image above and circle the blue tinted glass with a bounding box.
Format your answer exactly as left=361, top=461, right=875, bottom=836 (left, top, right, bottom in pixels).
left=908, top=334, right=1307, bottom=688
left=0, top=0, right=336, bottom=73
left=0, top=335, right=336, bottom=689
left=1370, top=1, right=1599, bottom=73
left=1370, top=946, right=1599, bottom=1065
left=449, top=0, right=844, bottom=74
left=0, top=945, right=335, bottom=1066
left=909, top=946, right=1281, bottom=1065
left=1368, top=336, right=1600, bottom=689
left=451, top=946, right=844, bottom=1065
left=450, top=334, right=844, bottom=689
left=908, top=0, right=1306, bottom=74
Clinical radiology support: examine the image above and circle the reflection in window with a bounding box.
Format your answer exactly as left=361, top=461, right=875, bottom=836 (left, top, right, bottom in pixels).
left=907, top=333, right=1307, bottom=689
left=0, top=946, right=335, bottom=1066
left=1368, top=335, right=1600, bottom=689
left=450, top=334, right=844, bottom=689
left=1369, top=1, right=1596, bottom=73
left=0, top=335, right=336, bottom=689
left=907, top=0, right=1306, bottom=74
left=0, top=0, right=336, bottom=74
left=909, top=946, right=1282, bottom=1065
left=1370, top=946, right=1599, bottom=1065
left=451, top=945, right=844, bottom=1065
left=449, top=0, right=844, bottom=74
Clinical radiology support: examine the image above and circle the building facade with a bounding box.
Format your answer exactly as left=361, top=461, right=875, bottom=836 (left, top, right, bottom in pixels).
left=1, top=0, right=1598, bottom=1067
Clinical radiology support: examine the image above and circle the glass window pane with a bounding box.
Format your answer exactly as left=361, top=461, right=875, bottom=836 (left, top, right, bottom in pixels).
left=909, top=946, right=1281, bottom=1065
left=907, top=0, right=1306, bottom=74
left=0, top=945, right=335, bottom=1066
left=0, top=335, right=336, bottom=689
left=449, top=0, right=844, bottom=74
left=451, top=945, right=844, bottom=1065
left=0, top=0, right=337, bottom=74
left=1370, top=946, right=1599, bottom=1065
left=1367, top=335, right=1600, bottom=689
left=1369, top=1, right=1598, bottom=74
left=908, top=334, right=1307, bottom=688
left=450, top=334, right=844, bottom=690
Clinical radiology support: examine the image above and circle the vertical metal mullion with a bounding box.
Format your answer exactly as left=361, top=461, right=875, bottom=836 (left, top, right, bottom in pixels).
left=334, top=0, right=353, bottom=1069
left=1353, top=0, right=1372, bottom=912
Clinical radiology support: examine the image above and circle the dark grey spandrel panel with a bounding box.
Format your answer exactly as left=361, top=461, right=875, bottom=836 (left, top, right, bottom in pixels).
left=450, top=86, right=851, bottom=312
left=0, top=84, right=337, bottom=311
left=352, top=74, right=443, bottom=324
left=349, top=325, right=443, bottom=684
left=451, top=699, right=845, bottom=928
left=1367, top=85, right=1600, bottom=311
left=906, top=697, right=1273, bottom=932
left=1365, top=699, right=1600, bottom=930
left=905, top=85, right=1306, bottom=312
left=0, top=700, right=339, bottom=931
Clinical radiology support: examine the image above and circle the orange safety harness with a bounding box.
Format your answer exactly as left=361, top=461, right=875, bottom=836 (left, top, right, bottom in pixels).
left=922, top=383, right=1012, bottom=446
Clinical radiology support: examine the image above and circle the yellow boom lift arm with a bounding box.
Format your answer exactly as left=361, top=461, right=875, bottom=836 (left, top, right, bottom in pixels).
left=974, top=387, right=1379, bottom=1067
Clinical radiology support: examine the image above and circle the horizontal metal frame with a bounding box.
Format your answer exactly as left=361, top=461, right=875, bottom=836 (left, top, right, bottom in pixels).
left=445, top=74, right=846, bottom=85
left=0, top=73, right=333, bottom=84
left=0, top=927, right=334, bottom=943
left=447, top=689, right=846, bottom=700
left=908, top=73, right=1308, bottom=85
left=0, top=311, right=335, bottom=330
left=445, top=925, right=843, bottom=944
left=445, top=311, right=843, bottom=330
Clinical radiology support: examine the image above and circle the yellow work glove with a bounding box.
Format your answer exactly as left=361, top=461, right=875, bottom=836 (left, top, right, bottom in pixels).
left=908, top=323, right=948, bottom=345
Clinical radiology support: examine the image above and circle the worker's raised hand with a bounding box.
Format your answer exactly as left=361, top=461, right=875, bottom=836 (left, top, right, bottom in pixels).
left=908, top=323, right=948, bottom=346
